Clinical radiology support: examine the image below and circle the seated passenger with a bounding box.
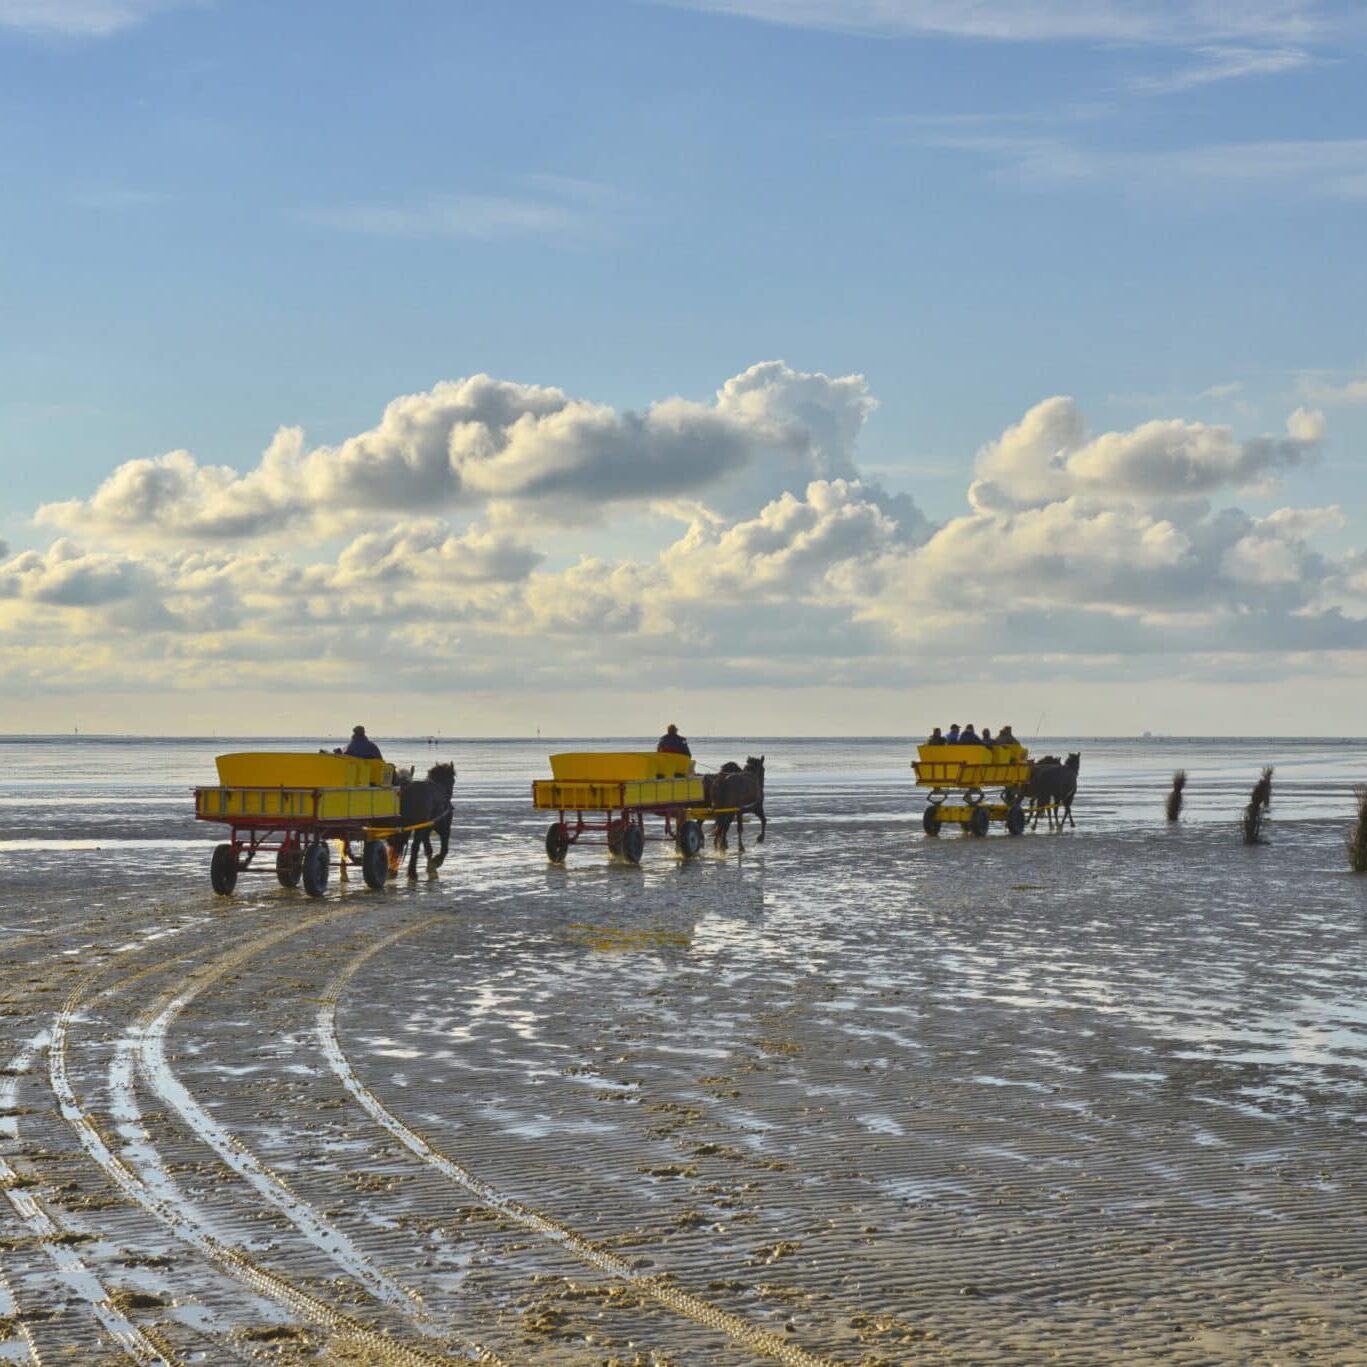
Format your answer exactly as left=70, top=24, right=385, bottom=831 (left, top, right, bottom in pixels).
left=981, top=727, right=993, bottom=745
left=343, top=725, right=383, bottom=760
left=946, top=723, right=961, bottom=743
left=958, top=724, right=979, bottom=744
left=656, top=723, right=692, bottom=757
left=997, top=724, right=1016, bottom=746
left=927, top=727, right=944, bottom=744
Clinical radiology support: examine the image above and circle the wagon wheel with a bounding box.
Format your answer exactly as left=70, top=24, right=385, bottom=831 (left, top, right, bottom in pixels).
left=1005, top=803, right=1027, bottom=837
left=302, top=841, right=330, bottom=898
left=606, top=819, right=625, bottom=856
left=922, top=808, right=941, bottom=837
left=968, top=806, right=991, bottom=838
left=275, top=842, right=303, bottom=888
left=621, top=822, right=645, bottom=865
left=545, top=822, right=570, bottom=864
left=210, top=843, right=238, bottom=895
left=677, top=819, right=703, bottom=858
left=361, top=839, right=389, bottom=890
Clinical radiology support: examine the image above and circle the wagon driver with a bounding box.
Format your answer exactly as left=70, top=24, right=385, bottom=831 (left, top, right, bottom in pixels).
left=656, top=723, right=692, bottom=757
left=343, top=725, right=384, bottom=760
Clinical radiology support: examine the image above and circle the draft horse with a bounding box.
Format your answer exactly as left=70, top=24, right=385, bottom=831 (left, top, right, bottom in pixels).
left=1029, top=752, right=1080, bottom=831
left=709, top=756, right=767, bottom=851
left=387, top=761, right=455, bottom=878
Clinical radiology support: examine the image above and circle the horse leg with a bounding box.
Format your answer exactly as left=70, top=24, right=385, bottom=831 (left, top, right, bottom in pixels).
left=736, top=814, right=744, bottom=852
left=756, top=802, right=766, bottom=843
left=430, top=817, right=450, bottom=871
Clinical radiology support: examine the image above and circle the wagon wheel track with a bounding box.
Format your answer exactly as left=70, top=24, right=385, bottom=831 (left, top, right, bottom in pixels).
left=319, top=918, right=843, bottom=1367
left=2, top=1033, right=181, bottom=1367
left=115, top=906, right=509, bottom=1363
left=47, top=906, right=500, bottom=1367
left=1, top=936, right=213, bottom=1367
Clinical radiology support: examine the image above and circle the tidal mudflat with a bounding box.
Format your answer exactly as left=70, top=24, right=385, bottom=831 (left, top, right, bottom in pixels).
left=1, top=737, right=1365, bottom=1363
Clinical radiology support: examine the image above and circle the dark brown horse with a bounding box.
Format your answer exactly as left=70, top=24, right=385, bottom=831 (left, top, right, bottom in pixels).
left=709, top=756, right=767, bottom=850
left=388, top=762, right=455, bottom=878
left=1029, top=752, right=1080, bottom=831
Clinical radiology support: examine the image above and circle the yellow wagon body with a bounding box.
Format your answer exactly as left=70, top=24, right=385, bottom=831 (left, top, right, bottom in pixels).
left=912, top=743, right=1032, bottom=788
left=548, top=752, right=694, bottom=781
left=195, top=785, right=401, bottom=823
left=533, top=776, right=705, bottom=811
left=537, top=752, right=701, bottom=808
left=214, top=752, right=394, bottom=789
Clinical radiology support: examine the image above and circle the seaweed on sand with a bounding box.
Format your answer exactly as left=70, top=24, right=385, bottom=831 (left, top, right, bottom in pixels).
left=1347, top=786, right=1367, bottom=873
left=1242, top=765, right=1274, bottom=845
left=1165, top=770, right=1187, bottom=822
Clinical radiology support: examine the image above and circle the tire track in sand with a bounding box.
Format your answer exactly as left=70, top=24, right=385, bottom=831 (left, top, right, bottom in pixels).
left=48, top=906, right=502, bottom=1367
left=3, top=1044, right=176, bottom=1365
left=318, top=917, right=845, bottom=1367
left=2, top=942, right=206, bottom=1367
left=128, top=957, right=424, bottom=1322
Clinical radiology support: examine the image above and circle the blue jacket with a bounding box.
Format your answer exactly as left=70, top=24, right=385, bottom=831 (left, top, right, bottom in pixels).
left=344, top=735, right=383, bottom=760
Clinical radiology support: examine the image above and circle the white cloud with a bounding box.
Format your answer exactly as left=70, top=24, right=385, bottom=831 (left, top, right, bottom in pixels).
left=1131, top=44, right=1313, bottom=93
left=0, top=0, right=188, bottom=36
left=909, top=123, right=1367, bottom=199
left=967, top=397, right=1321, bottom=512
left=8, top=377, right=1364, bottom=700
left=1299, top=371, right=1367, bottom=404
left=652, top=1, right=1330, bottom=45
left=38, top=362, right=891, bottom=544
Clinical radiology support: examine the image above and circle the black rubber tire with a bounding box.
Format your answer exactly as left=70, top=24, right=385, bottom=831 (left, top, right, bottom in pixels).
left=276, top=845, right=302, bottom=888
left=922, top=808, right=941, bottom=837
left=677, top=820, right=703, bottom=858
left=210, top=843, right=238, bottom=895
left=1005, top=803, right=1027, bottom=836
left=606, top=820, right=624, bottom=857
left=361, top=840, right=389, bottom=890
left=621, top=823, right=644, bottom=865
left=545, top=823, right=569, bottom=864
left=302, top=842, right=330, bottom=897
left=968, top=806, right=991, bottom=838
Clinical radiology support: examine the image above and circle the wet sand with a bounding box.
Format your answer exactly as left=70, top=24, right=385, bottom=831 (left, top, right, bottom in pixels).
left=2, top=742, right=1367, bottom=1362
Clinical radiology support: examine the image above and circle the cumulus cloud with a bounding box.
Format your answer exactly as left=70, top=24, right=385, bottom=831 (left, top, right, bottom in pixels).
left=331, top=521, right=542, bottom=587
left=38, top=362, right=891, bottom=545
left=0, top=539, right=154, bottom=608
left=968, top=397, right=1322, bottom=512
left=8, top=376, right=1364, bottom=698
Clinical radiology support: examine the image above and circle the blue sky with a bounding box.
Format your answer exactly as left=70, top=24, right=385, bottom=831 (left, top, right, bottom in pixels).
left=3, top=1, right=1367, bottom=733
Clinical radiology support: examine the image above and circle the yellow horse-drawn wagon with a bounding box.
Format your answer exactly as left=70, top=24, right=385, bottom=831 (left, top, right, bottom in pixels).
left=533, top=752, right=710, bottom=864
left=194, top=752, right=430, bottom=897
left=913, top=743, right=1033, bottom=837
